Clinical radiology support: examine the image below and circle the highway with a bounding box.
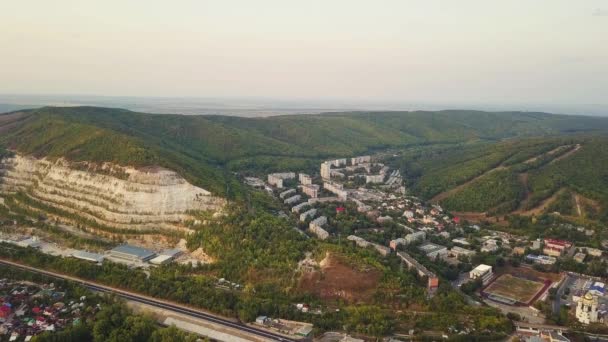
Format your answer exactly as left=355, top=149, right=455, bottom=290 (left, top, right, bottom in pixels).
left=0, top=259, right=296, bottom=342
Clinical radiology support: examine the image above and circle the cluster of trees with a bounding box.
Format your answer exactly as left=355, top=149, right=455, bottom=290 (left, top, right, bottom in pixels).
left=440, top=170, right=524, bottom=213
left=1, top=264, right=200, bottom=342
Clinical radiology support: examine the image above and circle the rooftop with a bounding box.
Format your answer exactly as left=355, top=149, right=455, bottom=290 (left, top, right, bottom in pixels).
left=110, top=244, right=156, bottom=258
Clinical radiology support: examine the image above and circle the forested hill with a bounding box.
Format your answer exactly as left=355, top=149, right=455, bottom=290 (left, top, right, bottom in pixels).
left=1, top=106, right=608, bottom=197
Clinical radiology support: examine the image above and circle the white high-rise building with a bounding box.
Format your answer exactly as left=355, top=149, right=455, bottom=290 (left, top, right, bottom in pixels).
left=320, top=162, right=331, bottom=180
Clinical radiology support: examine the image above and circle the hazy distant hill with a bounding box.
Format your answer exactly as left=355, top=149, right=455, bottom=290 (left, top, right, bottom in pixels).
left=2, top=106, right=608, bottom=197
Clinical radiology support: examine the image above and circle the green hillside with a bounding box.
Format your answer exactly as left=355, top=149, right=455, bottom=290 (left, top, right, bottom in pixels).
left=396, top=135, right=608, bottom=222
left=2, top=106, right=608, bottom=199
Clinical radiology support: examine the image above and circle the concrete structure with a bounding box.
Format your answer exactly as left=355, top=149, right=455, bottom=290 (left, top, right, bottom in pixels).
left=419, top=242, right=447, bottom=259
left=543, top=238, right=572, bottom=256
left=481, top=239, right=499, bottom=253
left=365, top=174, right=384, bottom=184
left=301, top=184, right=320, bottom=198
left=108, top=244, right=156, bottom=262
left=298, top=173, right=312, bottom=185
left=284, top=195, right=301, bottom=205
left=532, top=239, right=542, bottom=250
left=404, top=231, right=426, bottom=244
left=320, top=162, right=331, bottom=180
left=279, top=189, right=296, bottom=199
left=267, top=172, right=296, bottom=188
left=323, top=181, right=348, bottom=200
left=449, top=246, right=476, bottom=258
left=309, top=216, right=329, bottom=240
left=452, top=238, right=470, bottom=246
left=72, top=250, right=104, bottom=263
left=526, top=254, right=557, bottom=265
left=16, top=237, right=42, bottom=249
left=291, top=202, right=309, bottom=213
left=576, top=292, right=599, bottom=324
left=351, top=155, right=371, bottom=165
left=469, top=264, right=493, bottom=285
left=389, top=238, right=406, bottom=250
left=397, top=251, right=439, bottom=293
left=299, top=208, right=317, bottom=222
left=347, top=235, right=391, bottom=257
left=150, top=248, right=183, bottom=265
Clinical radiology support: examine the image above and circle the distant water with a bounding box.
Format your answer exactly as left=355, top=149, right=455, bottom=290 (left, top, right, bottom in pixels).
left=0, top=94, right=606, bottom=117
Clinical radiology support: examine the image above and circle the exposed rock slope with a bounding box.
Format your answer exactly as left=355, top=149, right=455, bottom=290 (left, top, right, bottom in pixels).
left=0, top=154, right=224, bottom=232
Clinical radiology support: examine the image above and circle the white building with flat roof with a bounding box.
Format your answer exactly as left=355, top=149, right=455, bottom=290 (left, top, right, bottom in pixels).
left=268, top=172, right=296, bottom=188
left=470, top=264, right=493, bottom=284
left=320, top=162, right=331, bottom=180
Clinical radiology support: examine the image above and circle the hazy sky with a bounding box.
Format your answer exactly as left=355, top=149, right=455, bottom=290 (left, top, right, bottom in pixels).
left=1, top=0, right=607, bottom=106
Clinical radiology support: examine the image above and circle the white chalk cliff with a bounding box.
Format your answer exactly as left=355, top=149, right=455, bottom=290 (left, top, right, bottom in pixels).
left=0, top=155, right=224, bottom=231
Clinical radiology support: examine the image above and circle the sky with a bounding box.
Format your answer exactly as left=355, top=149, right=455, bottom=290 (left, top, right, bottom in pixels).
left=0, top=0, right=607, bottom=111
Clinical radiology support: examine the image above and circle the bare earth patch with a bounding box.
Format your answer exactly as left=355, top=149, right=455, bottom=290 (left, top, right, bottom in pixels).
left=298, top=253, right=381, bottom=303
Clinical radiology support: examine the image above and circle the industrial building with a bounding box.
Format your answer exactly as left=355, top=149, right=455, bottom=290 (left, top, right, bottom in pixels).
left=72, top=250, right=104, bottom=263
left=150, top=249, right=183, bottom=265
left=108, top=244, right=156, bottom=263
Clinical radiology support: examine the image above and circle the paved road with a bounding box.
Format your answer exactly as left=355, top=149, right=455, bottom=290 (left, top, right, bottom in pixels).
left=553, top=274, right=573, bottom=315
left=0, top=259, right=295, bottom=342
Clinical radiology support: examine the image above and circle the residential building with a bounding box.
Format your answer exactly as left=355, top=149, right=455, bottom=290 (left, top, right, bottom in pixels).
left=299, top=173, right=312, bottom=185
left=284, top=195, right=301, bottom=205
left=573, top=252, right=586, bottom=263
left=291, top=202, right=309, bottom=213
left=279, top=189, right=296, bottom=199
left=377, top=216, right=393, bottom=224
left=324, top=181, right=348, bottom=200
left=268, top=172, right=296, bottom=188
left=582, top=247, right=603, bottom=257
left=389, top=238, right=406, bottom=250
left=531, top=239, right=542, bottom=250
left=404, top=231, right=426, bottom=244
left=351, top=155, right=371, bottom=165
left=365, top=174, right=384, bottom=184
left=481, top=239, right=499, bottom=253
left=300, top=208, right=317, bottom=222
left=320, top=162, right=331, bottom=180
left=470, top=264, right=493, bottom=285
left=309, top=216, right=329, bottom=240
left=449, top=246, right=476, bottom=258
left=418, top=242, right=447, bottom=259
left=397, top=251, right=439, bottom=293
left=301, top=184, right=320, bottom=198
left=576, top=292, right=599, bottom=324
left=452, top=238, right=470, bottom=246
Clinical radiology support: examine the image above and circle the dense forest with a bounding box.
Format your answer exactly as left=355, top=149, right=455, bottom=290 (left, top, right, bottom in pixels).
left=3, top=106, right=608, bottom=198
